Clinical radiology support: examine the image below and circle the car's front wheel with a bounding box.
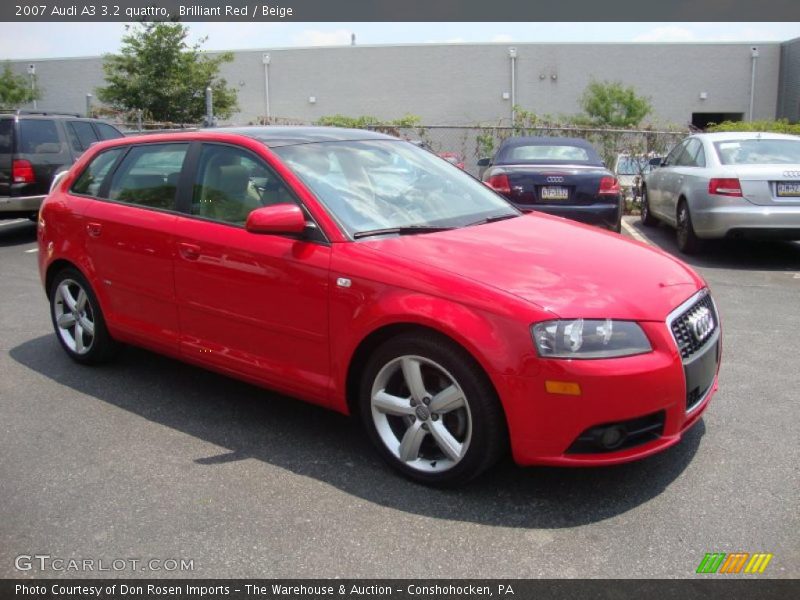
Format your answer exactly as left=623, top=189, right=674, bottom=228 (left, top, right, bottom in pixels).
left=50, top=267, right=118, bottom=364
left=360, top=332, right=507, bottom=486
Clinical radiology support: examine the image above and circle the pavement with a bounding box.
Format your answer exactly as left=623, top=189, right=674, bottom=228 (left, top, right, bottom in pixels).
left=0, top=216, right=798, bottom=579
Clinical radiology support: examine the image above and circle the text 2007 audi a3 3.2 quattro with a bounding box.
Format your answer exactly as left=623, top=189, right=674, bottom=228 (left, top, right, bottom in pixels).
left=37, top=127, right=721, bottom=486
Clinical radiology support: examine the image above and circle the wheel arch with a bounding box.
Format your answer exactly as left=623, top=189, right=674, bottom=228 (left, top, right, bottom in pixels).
left=344, top=322, right=502, bottom=421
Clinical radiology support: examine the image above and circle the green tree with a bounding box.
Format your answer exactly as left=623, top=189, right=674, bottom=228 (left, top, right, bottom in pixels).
left=579, top=80, right=652, bottom=128
left=0, top=62, right=41, bottom=109
left=97, top=22, right=238, bottom=124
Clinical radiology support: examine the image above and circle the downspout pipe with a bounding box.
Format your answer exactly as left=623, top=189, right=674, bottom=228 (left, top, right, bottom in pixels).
left=749, top=46, right=759, bottom=122
left=509, top=47, right=517, bottom=125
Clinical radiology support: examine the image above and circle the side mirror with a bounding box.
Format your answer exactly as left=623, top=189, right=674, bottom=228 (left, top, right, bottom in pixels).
left=648, top=157, right=664, bottom=167
left=477, top=157, right=491, bottom=167
left=245, top=204, right=307, bottom=235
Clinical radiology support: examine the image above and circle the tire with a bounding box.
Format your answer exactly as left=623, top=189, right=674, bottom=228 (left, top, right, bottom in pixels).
left=49, top=267, right=118, bottom=364
left=640, top=187, right=658, bottom=227
left=359, top=332, right=507, bottom=486
left=676, top=200, right=703, bottom=255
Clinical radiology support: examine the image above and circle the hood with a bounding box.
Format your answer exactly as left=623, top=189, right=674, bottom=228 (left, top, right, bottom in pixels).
left=359, top=213, right=703, bottom=321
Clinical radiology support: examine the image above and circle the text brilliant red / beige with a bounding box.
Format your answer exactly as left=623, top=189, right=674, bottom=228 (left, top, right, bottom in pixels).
left=180, top=5, right=294, bottom=17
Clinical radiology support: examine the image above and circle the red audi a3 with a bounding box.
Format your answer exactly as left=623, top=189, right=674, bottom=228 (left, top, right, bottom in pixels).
left=37, top=127, right=720, bottom=486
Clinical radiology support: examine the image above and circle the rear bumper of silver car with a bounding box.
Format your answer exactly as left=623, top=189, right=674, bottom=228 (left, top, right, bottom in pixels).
left=692, top=203, right=800, bottom=240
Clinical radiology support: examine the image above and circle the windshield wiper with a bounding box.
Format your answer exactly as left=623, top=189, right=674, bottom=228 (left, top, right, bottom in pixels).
left=466, top=213, right=520, bottom=227
left=353, top=225, right=455, bottom=239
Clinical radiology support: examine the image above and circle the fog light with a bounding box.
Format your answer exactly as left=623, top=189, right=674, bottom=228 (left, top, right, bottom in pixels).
left=599, top=426, right=627, bottom=449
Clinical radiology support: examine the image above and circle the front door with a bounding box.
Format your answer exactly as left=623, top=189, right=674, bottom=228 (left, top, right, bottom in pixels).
left=172, top=143, right=332, bottom=404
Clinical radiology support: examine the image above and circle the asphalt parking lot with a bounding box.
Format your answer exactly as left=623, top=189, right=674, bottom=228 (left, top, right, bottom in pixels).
left=1, top=216, right=798, bottom=579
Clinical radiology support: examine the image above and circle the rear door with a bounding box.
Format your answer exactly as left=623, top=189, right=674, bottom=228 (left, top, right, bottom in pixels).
left=79, top=142, right=189, bottom=355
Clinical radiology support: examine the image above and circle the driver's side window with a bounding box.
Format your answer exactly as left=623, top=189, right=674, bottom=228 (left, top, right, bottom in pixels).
left=192, top=144, right=295, bottom=226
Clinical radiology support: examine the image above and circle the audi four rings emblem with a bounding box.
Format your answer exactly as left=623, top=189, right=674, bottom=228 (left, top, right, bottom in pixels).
left=783, top=171, right=800, bottom=177
left=687, top=306, right=714, bottom=343
left=546, top=176, right=565, bottom=183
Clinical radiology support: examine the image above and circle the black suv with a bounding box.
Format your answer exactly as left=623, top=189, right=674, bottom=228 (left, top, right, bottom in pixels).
left=0, top=110, right=124, bottom=220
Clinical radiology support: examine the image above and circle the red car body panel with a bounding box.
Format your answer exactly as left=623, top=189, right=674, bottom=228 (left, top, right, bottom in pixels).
left=38, top=131, right=719, bottom=467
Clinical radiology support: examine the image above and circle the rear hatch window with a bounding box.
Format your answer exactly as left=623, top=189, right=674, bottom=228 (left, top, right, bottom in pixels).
left=18, top=119, right=61, bottom=154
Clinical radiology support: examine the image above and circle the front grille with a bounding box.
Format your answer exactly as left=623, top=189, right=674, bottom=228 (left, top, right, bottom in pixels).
left=669, top=293, right=718, bottom=360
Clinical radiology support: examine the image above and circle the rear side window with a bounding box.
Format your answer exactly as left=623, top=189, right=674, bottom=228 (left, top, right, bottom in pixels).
left=18, top=119, right=62, bottom=154
left=67, top=121, right=99, bottom=151
left=72, top=148, right=125, bottom=197
left=95, top=123, right=124, bottom=141
left=0, top=119, right=12, bottom=154
left=108, top=143, right=189, bottom=210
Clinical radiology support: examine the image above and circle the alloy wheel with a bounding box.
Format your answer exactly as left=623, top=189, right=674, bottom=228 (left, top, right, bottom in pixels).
left=370, top=355, right=472, bottom=473
left=53, top=279, right=95, bottom=355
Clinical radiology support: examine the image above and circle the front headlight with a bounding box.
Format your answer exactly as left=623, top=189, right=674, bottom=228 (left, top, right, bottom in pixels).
left=531, top=319, right=652, bottom=359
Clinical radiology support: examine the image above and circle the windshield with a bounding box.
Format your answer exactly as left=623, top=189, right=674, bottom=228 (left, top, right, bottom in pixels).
left=714, top=139, right=800, bottom=165
left=615, top=156, right=650, bottom=175
left=273, top=140, right=518, bottom=237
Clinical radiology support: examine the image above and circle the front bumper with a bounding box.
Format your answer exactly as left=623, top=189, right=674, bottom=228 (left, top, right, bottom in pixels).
left=0, top=194, right=44, bottom=217
left=516, top=201, right=621, bottom=230
left=499, top=315, right=719, bottom=467
left=692, top=201, right=800, bottom=240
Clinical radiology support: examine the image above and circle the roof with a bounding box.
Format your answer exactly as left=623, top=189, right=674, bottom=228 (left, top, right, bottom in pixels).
left=498, top=136, right=598, bottom=149
left=692, top=131, right=800, bottom=141
left=207, top=126, right=397, bottom=147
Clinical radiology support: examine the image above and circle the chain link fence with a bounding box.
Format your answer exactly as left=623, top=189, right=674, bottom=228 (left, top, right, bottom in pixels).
left=368, top=125, right=689, bottom=178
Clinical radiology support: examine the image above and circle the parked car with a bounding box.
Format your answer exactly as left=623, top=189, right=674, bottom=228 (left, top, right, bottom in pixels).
left=614, top=153, right=654, bottom=201
left=641, top=132, right=800, bottom=253
left=438, top=151, right=465, bottom=170
left=0, top=110, right=124, bottom=220
left=39, top=127, right=720, bottom=486
left=479, top=137, right=623, bottom=232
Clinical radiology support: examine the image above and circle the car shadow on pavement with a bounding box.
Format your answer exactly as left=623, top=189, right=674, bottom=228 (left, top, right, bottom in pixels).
left=10, top=335, right=704, bottom=529
left=0, top=221, right=37, bottom=247
left=626, top=219, right=800, bottom=272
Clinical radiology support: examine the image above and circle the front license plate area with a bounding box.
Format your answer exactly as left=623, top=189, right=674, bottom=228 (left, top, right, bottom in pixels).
left=776, top=182, right=800, bottom=197
left=540, top=186, right=570, bottom=201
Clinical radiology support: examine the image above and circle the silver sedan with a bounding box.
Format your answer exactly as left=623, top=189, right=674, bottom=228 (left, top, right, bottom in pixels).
left=641, top=132, right=800, bottom=253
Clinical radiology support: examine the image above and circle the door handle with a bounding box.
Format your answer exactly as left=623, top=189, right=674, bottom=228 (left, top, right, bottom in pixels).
left=86, top=222, right=102, bottom=237
left=178, top=242, right=201, bottom=261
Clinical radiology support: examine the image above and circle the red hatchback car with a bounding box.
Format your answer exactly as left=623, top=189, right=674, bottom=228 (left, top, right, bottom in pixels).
left=37, top=127, right=721, bottom=486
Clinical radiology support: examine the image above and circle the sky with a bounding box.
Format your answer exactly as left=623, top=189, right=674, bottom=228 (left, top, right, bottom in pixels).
left=1, top=22, right=799, bottom=60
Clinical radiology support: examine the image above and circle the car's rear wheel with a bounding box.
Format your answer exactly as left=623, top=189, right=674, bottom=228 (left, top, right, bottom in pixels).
left=50, top=268, right=118, bottom=364
left=360, top=332, right=506, bottom=486
left=676, top=200, right=702, bottom=254
left=640, top=187, right=658, bottom=227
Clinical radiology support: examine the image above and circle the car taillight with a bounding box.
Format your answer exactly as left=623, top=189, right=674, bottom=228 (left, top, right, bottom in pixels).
left=12, top=159, right=35, bottom=184
left=485, top=173, right=511, bottom=195
left=708, top=178, right=743, bottom=197
left=598, top=176, right=620, bottom=195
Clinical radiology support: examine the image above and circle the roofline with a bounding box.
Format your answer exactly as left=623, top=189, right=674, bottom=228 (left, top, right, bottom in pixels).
left=4, top=38, right=791, bottom=63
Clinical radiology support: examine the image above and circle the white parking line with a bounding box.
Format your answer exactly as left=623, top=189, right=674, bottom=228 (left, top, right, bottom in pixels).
left=24, top=248, right=38, bottom=254
left=0, top=219, right=26, bottom=227
left=621, top=218, right=654, bottom=246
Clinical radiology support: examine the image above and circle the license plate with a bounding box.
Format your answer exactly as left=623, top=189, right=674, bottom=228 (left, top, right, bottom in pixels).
left=540, top=186, right=569, bottom=201
left=777, top=182, right=800, bottom=197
